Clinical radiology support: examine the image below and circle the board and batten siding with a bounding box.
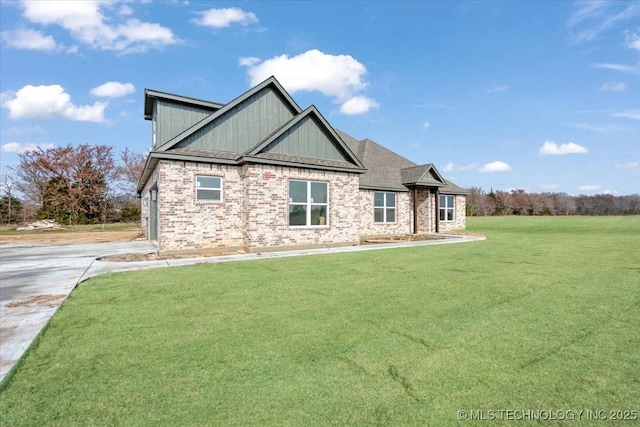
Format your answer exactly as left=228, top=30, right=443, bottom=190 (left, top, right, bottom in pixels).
left=176, top=87, right=297, bottom=153
left=155, top=101, right=213, bottom=148
left=263, top=116, right=348, bottom=161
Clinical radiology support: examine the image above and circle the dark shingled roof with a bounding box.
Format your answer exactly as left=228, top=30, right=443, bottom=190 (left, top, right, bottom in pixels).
left=336, top=130, right=468, bottom=194
left=440, top=179, right=470, bottom=195
left=337, top=130, right=416, bottom=191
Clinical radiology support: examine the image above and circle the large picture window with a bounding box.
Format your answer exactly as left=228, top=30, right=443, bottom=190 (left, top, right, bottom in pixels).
left=439, top=195, right=454, bottom=221
left=289, top=180, right=328, bottom=226
left=374, top=191, right=396, bottom=223
left=196, top=176, right=222, bottom=202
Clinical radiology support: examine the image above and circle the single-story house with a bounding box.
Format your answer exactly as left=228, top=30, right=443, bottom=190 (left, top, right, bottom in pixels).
left=137, top=76, right=468, bottom=254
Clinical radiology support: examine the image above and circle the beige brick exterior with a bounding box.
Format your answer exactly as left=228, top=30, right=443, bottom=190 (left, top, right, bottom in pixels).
left=439, top=194, right=467, bottom=232
left=142, top=160, right=361, bottom=252
left=358, top=190, right=412, bottom=236
left=142, top=160, right=466, bottom=253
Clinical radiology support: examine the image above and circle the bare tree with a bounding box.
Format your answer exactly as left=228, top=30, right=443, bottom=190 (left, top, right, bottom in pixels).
left=117, top=148, right=146, bottom=197
left=0, top=173, right=16, bottom=223
left=13, top=144, right=116, bottom=224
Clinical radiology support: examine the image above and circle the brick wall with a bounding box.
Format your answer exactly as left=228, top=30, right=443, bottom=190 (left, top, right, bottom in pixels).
left=358, top=189, right=412, bottom=236
left=141, top=159, right=467, bottom=252
left=242, top=164, right=360, bottom=250
left=439, top=194, right=467, bottom=232
left=145, top=160, right=360, bottom=252
left=156, top=160, right=245, bottom=251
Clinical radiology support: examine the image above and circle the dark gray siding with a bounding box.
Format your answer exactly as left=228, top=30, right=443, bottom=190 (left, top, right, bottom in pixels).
left=156, top=101, right=212, bottom=147
left=176, top=87, right=296, bottom=153
left=263, top=116, right=349, bottom=161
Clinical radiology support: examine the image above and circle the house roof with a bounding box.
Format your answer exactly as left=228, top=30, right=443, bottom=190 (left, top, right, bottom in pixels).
left=138, top=78, right=469, bottom=196
left=144, top=89, right=224, bottom=120
left=401, top=164, right=447, bottom=187
left=440, top=179, right=470, bottom=195
left=336, top=130, right=469, bottom=194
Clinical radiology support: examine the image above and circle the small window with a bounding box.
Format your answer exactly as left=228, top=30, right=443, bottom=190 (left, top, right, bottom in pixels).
left=196, top=176, right=222, bottom=202
left=440, top=195, right=454, bottom=221
left=374, top=191, right=396, bottom=223
left=289, top=180, right=328, bottom=226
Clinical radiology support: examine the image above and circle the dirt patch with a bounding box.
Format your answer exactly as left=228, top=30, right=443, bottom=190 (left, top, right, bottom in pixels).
left=445, top=231, right=486, bottom=238
left=0, top=230, right=144, bottom=245
left=360, top=234, right=444, bottom=244
left=6, top=294, right=66, bottom=308
left=101, top=249, right=246, bottom=262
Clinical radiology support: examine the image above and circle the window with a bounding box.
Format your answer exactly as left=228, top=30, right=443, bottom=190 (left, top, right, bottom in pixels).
left=440, top=195, right=454, bottom=221
left=374, top=191, right=396, bottom=223
left=289, top=180, right=328, bottom=226
left=196, top=176, right=222, bottom=201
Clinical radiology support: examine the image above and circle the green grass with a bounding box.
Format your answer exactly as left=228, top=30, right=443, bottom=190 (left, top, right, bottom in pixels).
left=1, top=216, right=639, bottom=425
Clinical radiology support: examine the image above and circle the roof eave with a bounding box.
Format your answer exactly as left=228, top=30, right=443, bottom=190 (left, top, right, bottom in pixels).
left=359, top=184, right=410, bottom=192
left=144, top=88, right=224, bottom=120
left=239, top=156, right=366, bottom=174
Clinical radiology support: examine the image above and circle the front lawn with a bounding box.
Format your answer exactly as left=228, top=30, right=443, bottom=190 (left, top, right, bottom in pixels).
left=1, top=216, right=638, bottom=425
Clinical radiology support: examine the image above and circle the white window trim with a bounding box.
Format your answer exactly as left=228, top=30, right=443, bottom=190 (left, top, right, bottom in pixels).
left=440, top=194, right=455, bottom=222
left=289, top=180, right=329, bottom=227
left=374, top=191, right=396, bottom=223
left=195, top=175, right=223, bottom=202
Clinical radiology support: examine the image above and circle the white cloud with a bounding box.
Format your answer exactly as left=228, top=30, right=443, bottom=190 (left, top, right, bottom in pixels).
left=18, top=0, right=178, bottom=53
left=578, top=185, right=601, bottom=192
left=1, top=28, right=57, bottom=51
left=442, top=162, right=477, bottom=172
left=539, top=141, right=588, bottom=155
left=422, top=122, right=430, bottom=129
left=486, top=85, right=509, bottom=93
left=238, top=56, right=260, bottom=67
left=593, top=63, right=640, bottom=74
left=567, top=1, right=640, bottom=43
left=2, top=84, right=107, bottom=122
left=479, top=161, right=512, bottom=173
left=119, top=5, right=134, bottom=16
left=599, top=81, right=626, bottom=91
left=1, top=141, right=55, bottom=153
left=627, top=30, right=640, bottom=51
left=339, top=96, right=379, bottom=115
left=241, top=49, right=378, bottom=115
left=615, top=162, right=640, bottom=170
left=612, top=109, right=640, bottom=120
left=192, top=7, right=258, bottom=28
left=568, top=122, right=624, bottom=133
left=90, top=82, right=135, bottom=98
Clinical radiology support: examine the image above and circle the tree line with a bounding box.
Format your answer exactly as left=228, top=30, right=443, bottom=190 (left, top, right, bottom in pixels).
left=466, top=187, right=640, bottom=217
left=0, top=145, right=145, bottom=225
left=2, top=148, right=639, bottom=225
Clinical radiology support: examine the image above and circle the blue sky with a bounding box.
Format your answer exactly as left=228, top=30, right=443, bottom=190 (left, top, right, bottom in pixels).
left=1, top=0, right=638, bottom=195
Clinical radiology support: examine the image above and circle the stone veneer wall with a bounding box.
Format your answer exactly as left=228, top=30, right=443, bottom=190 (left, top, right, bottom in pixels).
left=358, top=189, right=412, bottom=236
left=242, top=164, right=360, bottom=250
left=439, top=194, right=466, bottom=232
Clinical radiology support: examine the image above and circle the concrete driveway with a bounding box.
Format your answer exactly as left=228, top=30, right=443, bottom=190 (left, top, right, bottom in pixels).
left=0, top=240, right=156, bottom=382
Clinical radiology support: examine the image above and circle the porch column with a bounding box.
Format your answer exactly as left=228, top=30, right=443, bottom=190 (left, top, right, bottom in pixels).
left=434, top=188, right=440, bottom=233
left=413, top=187, right=418, bottom=234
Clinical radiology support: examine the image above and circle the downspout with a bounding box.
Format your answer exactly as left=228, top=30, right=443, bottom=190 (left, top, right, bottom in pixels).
left=434, top=188, right=440, bottom=233
left=413, top=187, right=418, bottom=234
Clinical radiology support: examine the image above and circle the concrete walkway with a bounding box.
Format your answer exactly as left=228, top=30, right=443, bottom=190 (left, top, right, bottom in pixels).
left=0, top=234, right=483, bottom=383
